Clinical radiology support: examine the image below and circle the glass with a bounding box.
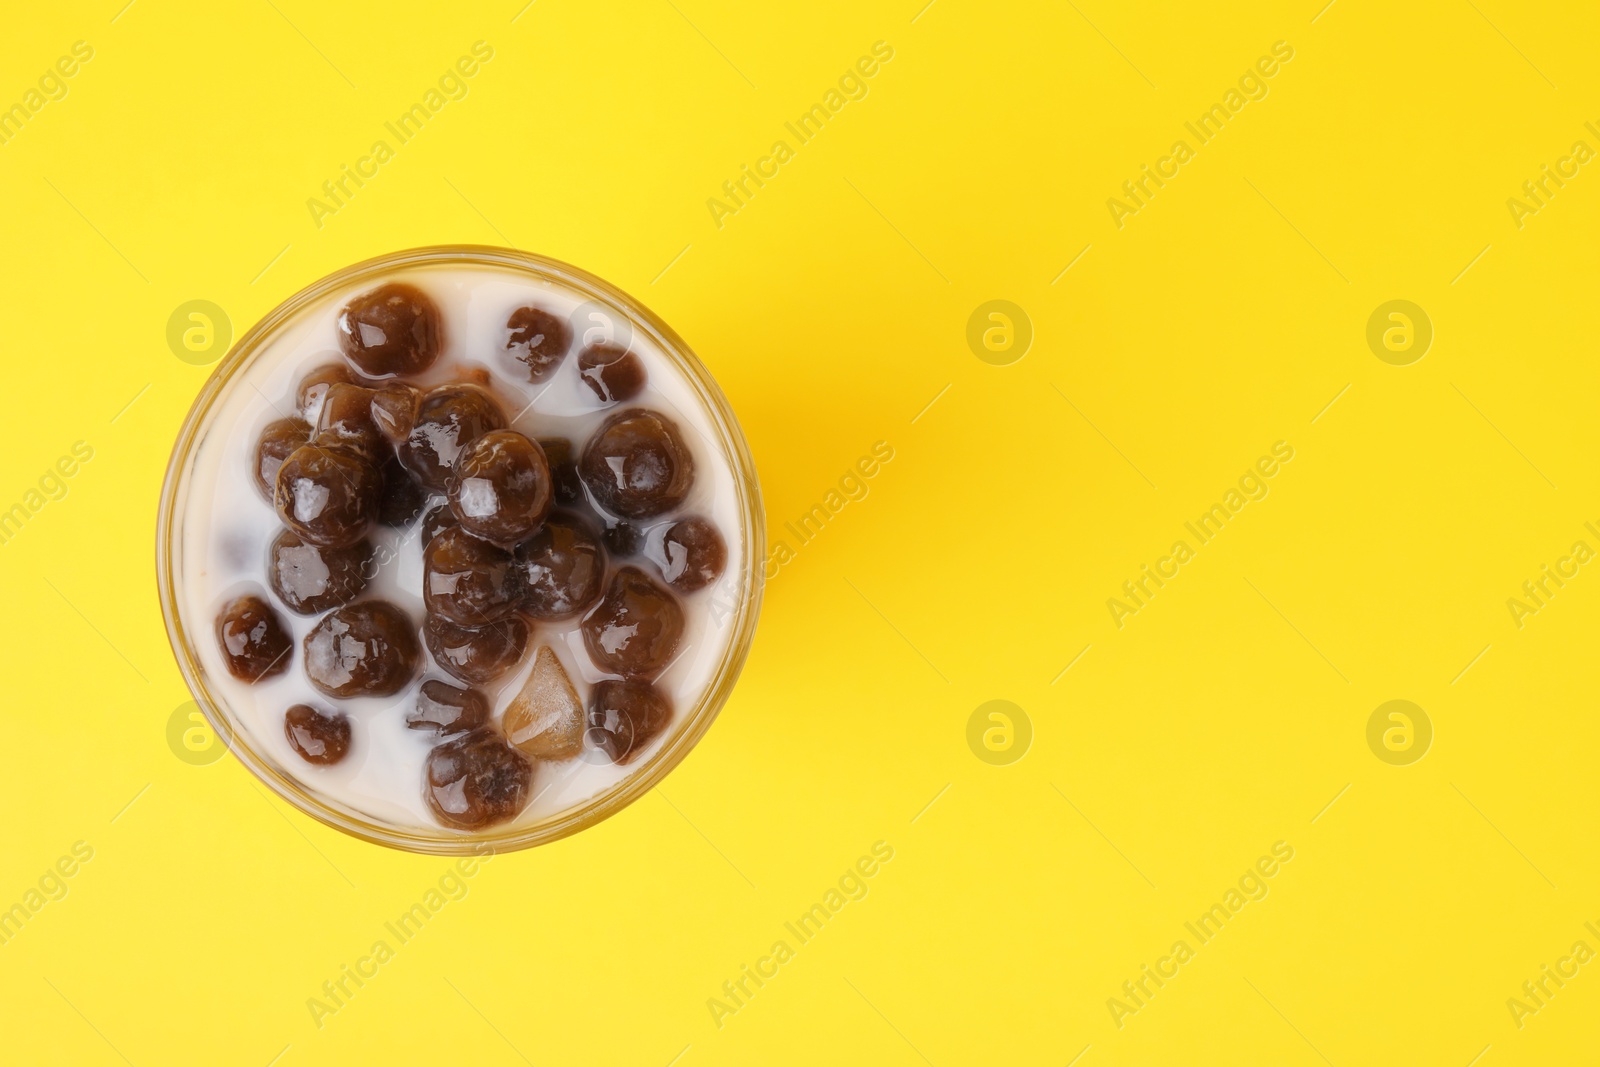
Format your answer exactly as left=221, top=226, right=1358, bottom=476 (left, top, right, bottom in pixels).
left=156, top=246, right=763, bottom=854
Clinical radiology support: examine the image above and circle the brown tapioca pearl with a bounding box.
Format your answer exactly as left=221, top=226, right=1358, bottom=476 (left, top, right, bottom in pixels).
left=505, top=306, right=572, bottom=383
left=424, top=728, right=533, bottom=830
left=370, top=383, right=420, bottom=446
left=516, top=513, right=605, bottom=619
left=253, top=418, right=311, bottom=501
left=314, top=383, right=386, bottom=462
left=408, top=679, right=489, bottom=735
left=418, top=503, right=459, bottom=550
left=336, top=282, right=441, bottom=379
left=400, top=383, right=507, bottom=493
left=422, top=526, right=521, bottom=625
left=652, top=516, right=727, bottom=593
left=602, top=521, right=642, bottom=558
left=216, top=594, right=293, bottom=682
left=585, top=680, right=672, bottom=765
left=579, top=408, right=695, bottom=520
left=297, top=362, right=355, bottom=423
left=284, top=704, right=351, bottom=765
left=267, top=529, right=372, bottom=615
left=448, top=430, right=552, bottom=546
left=538, top=437, right=583, bottom=507
left=376, top=455, right=427, bottom=528
left=576, top=343, right=646, bottom=404
left=580, top=565, right=684, bottom=680
left=303, top=600, right=420, bottom=698
left=274, top=444, right=381, bottom=548
left=423, top=613, right=528, bottom=686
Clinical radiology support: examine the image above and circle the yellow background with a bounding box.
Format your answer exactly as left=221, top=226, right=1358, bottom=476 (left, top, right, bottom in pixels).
left=3, top=0, right=1598, bottom=1062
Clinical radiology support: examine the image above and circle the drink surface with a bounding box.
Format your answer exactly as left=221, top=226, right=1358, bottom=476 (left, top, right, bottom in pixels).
left=172, top=264, right=744, bottom=833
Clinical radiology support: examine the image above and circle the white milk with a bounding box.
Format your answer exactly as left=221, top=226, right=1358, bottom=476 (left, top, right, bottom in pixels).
left=175, top=265, right=743, bottom=833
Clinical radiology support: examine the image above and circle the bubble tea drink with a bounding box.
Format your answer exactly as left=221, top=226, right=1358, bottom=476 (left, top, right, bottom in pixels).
left=160, top=249, right=761, bottom=851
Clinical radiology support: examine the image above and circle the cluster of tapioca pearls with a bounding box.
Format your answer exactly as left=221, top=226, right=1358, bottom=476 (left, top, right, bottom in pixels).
left=212, top=282, right=727, bottom=829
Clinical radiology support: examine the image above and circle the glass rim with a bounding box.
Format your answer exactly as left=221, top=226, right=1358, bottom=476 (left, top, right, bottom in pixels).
left=155, top=244, right=765, bottom=855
